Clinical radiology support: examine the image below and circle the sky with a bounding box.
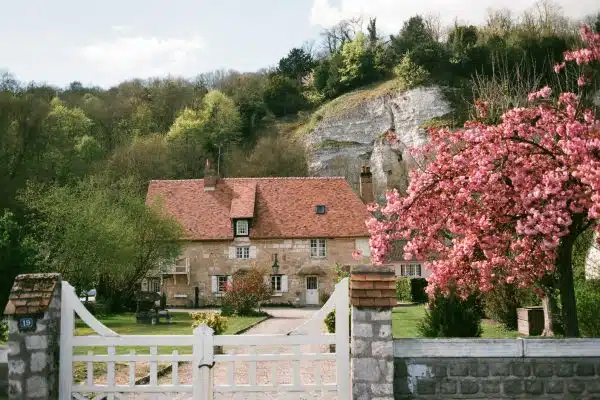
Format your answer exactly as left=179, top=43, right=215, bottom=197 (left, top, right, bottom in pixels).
left=0, top=0, right=597, bottom=88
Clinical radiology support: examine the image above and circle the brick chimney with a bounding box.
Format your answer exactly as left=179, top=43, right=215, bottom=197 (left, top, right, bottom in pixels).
left=359, top=165, right=375, bottom=204
left=204, top=159, right=217, bottom=191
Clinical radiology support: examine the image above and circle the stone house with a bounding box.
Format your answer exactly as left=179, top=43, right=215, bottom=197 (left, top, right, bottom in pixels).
left=143, top=163, right=377, bottom=307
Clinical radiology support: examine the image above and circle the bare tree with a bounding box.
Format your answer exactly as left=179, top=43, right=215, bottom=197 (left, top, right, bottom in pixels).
left=319, top=17, right=364, bottom=55
left=484, top=8, right=514, bottom=37
left=423, top=13, right=443, bottom=42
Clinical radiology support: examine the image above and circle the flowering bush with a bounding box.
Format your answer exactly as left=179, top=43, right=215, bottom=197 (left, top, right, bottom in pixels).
left=190, top=312, right=228, bottom=335
left=368, top=25, right=600, bottom=337
left=222, top=268, right=272, bottom=316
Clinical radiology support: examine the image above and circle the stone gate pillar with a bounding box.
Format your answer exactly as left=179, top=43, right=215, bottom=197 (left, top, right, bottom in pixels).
left=350, top=265, right=395, bottom=400
left=3, top=273, right=62, bottom=400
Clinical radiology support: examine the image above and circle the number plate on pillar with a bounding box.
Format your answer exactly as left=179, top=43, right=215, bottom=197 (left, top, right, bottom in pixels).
left=18, top=316, right=36, bottom=332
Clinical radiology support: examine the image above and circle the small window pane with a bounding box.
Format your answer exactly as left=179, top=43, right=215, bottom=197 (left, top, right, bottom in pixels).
left=236, top=220, right=248, bottom=236
left=236, top=247, right=250, bottom=259
left=271, top=275, right=282, bottom=292
left=217, top=276, right=229, bottom=293
left=310, top=239, right=326, bottom=258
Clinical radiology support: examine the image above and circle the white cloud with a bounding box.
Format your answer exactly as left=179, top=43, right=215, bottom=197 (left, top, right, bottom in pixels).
left=77, top=35, right=205, bottom=84
left=110, top=25, right=133, bottom=33
left=309, top=0, right=599, bottom=33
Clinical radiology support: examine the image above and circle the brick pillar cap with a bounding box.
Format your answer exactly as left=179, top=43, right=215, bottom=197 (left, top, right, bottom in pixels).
left=3, top=273, right=61, bottom=316
left=351, top=264, right=394, bottom=275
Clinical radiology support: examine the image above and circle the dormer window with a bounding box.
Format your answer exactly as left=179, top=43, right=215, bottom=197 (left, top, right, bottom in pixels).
left=315, top=205, right=326, bottom=214
left=235, top=220, right=249, bottom=236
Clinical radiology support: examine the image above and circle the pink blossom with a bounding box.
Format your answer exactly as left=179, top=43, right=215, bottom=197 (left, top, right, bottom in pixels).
left=577, top=76, right=587, bottom=87
left=366, top=26, right=600, bottom=299
left=352, top=249, right=362, bottom=260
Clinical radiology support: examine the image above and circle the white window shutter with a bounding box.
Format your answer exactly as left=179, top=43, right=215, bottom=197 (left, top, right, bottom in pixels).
left=249, top=246, right=257, bottom=259
left=264, top=276, right=270, bottom=286
left=228, top=247, right=235, bottom=259
left=227, top=275, right=233, bottom=285
left=282, top=275, right=289, bottom=292
left=211, top=276, right=218, bottom=293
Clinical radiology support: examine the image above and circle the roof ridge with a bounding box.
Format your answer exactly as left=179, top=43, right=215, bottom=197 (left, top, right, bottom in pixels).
left=150, top=176, right=347, bottom=183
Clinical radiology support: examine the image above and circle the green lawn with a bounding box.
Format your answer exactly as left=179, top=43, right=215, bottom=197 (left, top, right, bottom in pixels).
left=74, top=312, right=265, bottom=355
left=393, top=305, right=520, bottom=339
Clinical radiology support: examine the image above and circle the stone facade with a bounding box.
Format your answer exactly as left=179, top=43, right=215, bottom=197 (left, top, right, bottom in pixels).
left=394, top=339, right=600, bottom=399
left=350, top=265, right=395, bottom=400
left=4, top=274, right=62, bottom=400
left=160, top=237, right=370, bottom=307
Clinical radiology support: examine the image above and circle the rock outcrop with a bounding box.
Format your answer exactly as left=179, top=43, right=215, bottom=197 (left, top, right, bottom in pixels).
left=304, top=85, right=451, bottom=201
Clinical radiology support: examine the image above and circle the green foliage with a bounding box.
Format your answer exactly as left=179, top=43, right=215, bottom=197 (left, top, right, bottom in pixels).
left=21, top=178, right=182, bottom=312
left=0, top=210, right=37, bottom=312
left=263, top=75, right=307, bottom=117
left=224, top=135, right=308, bottom=178
left=325, top=310, right=336, bottom=334
left=222, top=268, right=272, bottom=316
left=418, top=287, right=483, bottom=338
left=324, top=309, right=351, bottom=334
left=573, top=228, right=595, bottom=282
left=483, top=282, right=539, bottom=330
left=0, top=319, right=7, bottom=343
left=190, top=312, right=228, bottom=335
left=278, top=48, right=314, bottom=82
left=393, top=54, right=430, bottom=89
left=576, top=280, right=600, bottom=337
left=396, top=278, right=412, bottom=302
left=167, top=90, right=241, bottom=156
left=410, top=278, right=428, bottom=303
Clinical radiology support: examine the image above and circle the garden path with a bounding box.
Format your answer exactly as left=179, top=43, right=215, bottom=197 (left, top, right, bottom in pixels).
left=131, top=307, right=337, bottom=400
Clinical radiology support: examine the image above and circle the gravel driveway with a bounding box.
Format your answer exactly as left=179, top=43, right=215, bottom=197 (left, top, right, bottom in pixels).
left=125, top=308, right=340, bottom=400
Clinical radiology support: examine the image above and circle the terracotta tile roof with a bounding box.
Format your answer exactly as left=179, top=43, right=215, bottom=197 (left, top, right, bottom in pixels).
left=3, top=273, right=60, bottom=315
left=230, top=181, right=256, bottom=219
left=146, top=177, right=370, bottom=240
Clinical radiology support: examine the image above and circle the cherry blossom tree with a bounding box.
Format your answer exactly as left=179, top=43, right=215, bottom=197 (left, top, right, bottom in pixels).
left=365, top=25, right=600, bottom=337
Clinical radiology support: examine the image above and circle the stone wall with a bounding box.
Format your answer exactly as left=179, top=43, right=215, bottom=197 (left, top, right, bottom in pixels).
left=163, top=237, right=369, bottom=307
left=1, top=345, right=7, bottom=398
left=394, top=338, right=600, bottom=399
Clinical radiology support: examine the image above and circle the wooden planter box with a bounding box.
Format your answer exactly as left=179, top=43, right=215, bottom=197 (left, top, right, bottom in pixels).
left=517, top=307, right=544, bottom=336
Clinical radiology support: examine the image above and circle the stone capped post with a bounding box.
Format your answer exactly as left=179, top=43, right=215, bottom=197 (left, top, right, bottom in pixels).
left=3, top=273, right=62, bottom=400
left=350, top=264, right=395, bottom=400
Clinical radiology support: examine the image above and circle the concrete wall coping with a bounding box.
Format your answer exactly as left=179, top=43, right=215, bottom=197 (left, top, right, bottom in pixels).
left=394, top=338, right=600, bottom=358
left=0, top=345, right=7, bottom=363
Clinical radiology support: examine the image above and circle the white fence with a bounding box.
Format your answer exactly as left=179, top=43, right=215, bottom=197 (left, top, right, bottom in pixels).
left=59, top=279, right=350, bottom=399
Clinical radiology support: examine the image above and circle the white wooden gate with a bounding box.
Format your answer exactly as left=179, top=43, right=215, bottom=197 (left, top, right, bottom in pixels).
left=58, top=278, right=350, bottom=399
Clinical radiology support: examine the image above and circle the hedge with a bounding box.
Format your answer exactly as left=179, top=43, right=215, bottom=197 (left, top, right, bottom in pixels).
left=396, top=277, right=428, bottom=303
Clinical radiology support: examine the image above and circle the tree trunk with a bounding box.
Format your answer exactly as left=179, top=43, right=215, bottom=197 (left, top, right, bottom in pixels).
left=541, top=295, right=554, bottom=336
left=557, top=235, right=580, bottom=337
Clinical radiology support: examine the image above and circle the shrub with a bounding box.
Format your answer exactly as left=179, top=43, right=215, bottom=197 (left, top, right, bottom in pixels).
left=324, top=309, right=351, bottom=334
left=483, top=283, right=539, bottom=330
left=393, top=54, right=430, bottom=89
left=0, top=319, right=7, bottom=342
left=410, top=278, right=428, bottom=303
left=160, top=292, right=167, bottom=310
left=84, top=301, right=109, bottom=316
left=190, top=312, right=228, bottom=335
left=396, top=278, right=412, bottom=302
left=576, top=280, right=600, bottom=337
left=222, top=268, right=272, bottom=316
left=418, top=287, right=483, bottom=338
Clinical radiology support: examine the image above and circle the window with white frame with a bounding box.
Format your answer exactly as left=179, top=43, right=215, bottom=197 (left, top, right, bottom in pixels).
left=310, top=239, right=327, bottom=258
left=235, top=220, right=249, bottom=236
left=400, top=263, right=422, bottom=277
left=213, top=275, right=230, bottom=294
left=236, top=246, right=250, bottom=259
left=149, top=278, right=161, bottom=293
left=271, top=275, right=282, bottom=292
